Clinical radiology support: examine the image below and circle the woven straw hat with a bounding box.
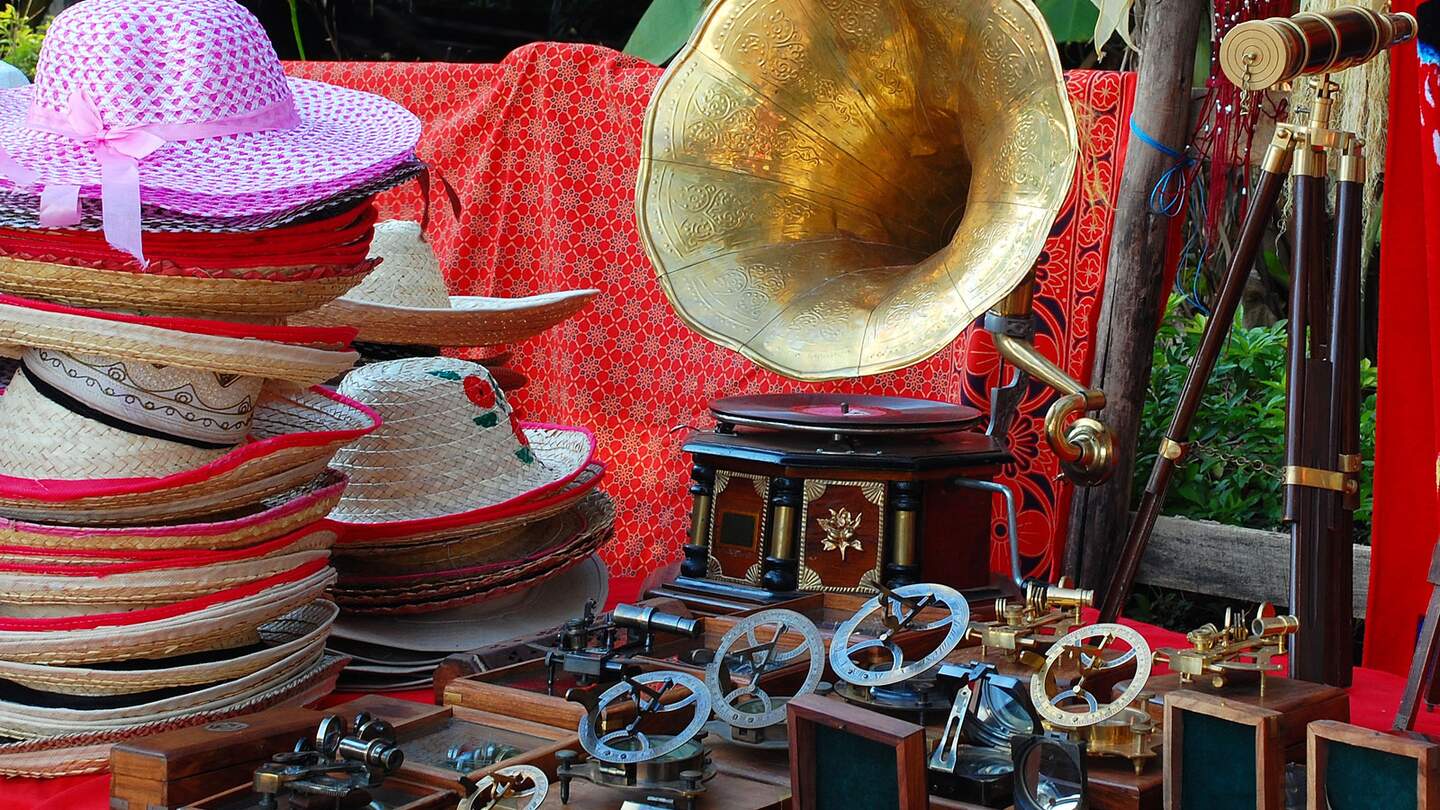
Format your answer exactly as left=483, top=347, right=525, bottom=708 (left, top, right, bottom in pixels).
left=0, top=159, right=422, bottom=234
left=0, top=652, right=345, bottom=778
left=0, top=385, right=375, bottom=526
left=0, top=625, right=330, bottom=739
left=0, top=293, right=357, bottom=384
left=332, top=491, right=613, bottom=615
left=0, top=600, right=336, bottom=698
left=0, top=526, right=334, bottom=613
left=334, top=461, right=604, bottom=548
left=327, top=357, right=598, bottom=539
left=0, top=559, right=335, bottom=666
left=330, top=554, right=607, bottom=654
left=0, top=204, right=380, bottom=317
left=292, top=221, right=598, bottom=346
left=0, top=469, right=345, bottom=554
left=332, top=490, right=611, bottom=575
left=0, top=0, right=419, bottom=261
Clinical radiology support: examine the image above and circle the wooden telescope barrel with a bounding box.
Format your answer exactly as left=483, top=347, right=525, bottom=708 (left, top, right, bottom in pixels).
left=1220, top=7, right=1417, bottom=91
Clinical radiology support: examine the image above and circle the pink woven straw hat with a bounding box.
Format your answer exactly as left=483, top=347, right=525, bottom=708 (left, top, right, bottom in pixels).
left=0, top=0, right=420, bottom=262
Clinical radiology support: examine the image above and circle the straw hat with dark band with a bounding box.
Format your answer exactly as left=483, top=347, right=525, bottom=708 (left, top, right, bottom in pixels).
left=293, top=220, right=598, bottom=347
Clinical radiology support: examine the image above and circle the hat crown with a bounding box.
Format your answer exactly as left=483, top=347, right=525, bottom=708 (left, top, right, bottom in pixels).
left=348, top=221, right=453, bottom=310
left=330, top=357, right=550, bottom=524
left=31, top=0, right=292, bottom=130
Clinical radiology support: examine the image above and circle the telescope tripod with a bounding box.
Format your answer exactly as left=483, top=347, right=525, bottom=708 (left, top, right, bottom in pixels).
left=1100, top=78, right=1363, bottom=687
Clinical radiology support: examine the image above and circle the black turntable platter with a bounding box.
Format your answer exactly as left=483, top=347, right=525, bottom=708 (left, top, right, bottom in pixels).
left=711, top=393, right=982, bottom=436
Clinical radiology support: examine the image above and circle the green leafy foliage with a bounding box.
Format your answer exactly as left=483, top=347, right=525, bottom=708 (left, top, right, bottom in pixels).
left=0, top=4, right=47, bottom=79
left=624, top=0, right=707, bottom=65
left=1033, top=0, right=1100, bottom=44
left=1136, top=296, right=1377, bottom=538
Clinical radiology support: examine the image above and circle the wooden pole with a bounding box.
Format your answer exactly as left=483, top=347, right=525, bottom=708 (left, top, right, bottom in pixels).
left=1064, top=0, right=1206, bottom=589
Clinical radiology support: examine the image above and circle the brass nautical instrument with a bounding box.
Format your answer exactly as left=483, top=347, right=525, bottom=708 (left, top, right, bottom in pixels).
left=636, top=0, right=1114, bottom=484
left=1154, top=606, right=1298, bottom=696
left=967, top=578, right=1094, bottom=666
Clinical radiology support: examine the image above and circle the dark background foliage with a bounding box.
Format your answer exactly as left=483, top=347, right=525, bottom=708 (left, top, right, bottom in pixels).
left=241, top=1, right=650, bottom=62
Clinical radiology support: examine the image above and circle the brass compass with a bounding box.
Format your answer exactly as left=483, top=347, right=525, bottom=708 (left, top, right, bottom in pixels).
left=705, top=609, right=825, bottom=746
left=1030, top=623, right=1158, bottom=774
left=829, top=583, right=970, bottom=687
left=460, top=764, right=548, bottom=810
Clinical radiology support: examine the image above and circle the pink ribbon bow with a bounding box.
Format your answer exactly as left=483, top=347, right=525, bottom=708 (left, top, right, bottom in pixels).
left=0, top=90, right=301, bottom=264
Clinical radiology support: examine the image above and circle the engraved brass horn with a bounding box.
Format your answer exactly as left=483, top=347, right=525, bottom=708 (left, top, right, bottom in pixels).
left=636, top=0, right=1114, bottom=484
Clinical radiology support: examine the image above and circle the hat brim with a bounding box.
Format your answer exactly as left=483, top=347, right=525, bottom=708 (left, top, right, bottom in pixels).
left=0, top=652, right=345, bottom=777
left=0, top=160, right=423, bottom=233
left=0, top=561, right=336, bottom=665
left=333, top=490, right=606, bottom=575
left=0, top=79, right=421, bottom=218
left=0, top=388, right=376, bottom=526
left=0, top=626, right=329, bottom=738
left=0, top=469, right=346, bottom=553
left=292, top=288, right=599, bottom=347
left=330, top=553, right=609, bottom=653
left=329, top=425, right=602, bottom=542
left=0, top=529, right=334, bottom=611
left=332, top=518, right=611, bottom=615
left=0, top=293, right=358, bottom=384
left=0, top=203, right=379, bottom=316
left=0, top=600, right=337, bottom=698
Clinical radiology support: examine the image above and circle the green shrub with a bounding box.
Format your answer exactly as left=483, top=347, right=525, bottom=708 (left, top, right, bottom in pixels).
left=1135, top=296, right=1376, bottom=537
left=0, top=4, right=47, bottom=80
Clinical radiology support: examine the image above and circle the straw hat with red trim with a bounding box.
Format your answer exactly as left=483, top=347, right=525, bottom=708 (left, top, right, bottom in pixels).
left=0, top=203, right=382, bottom=317
left=0, top=469, right=346, bottom=554
left=0, top=300, right=373, bottom=524
left=292, top=220, right=598, bottom=347
left=0, top=524, right=336, bottom=614
left=326, top=357, right=600, bottom=543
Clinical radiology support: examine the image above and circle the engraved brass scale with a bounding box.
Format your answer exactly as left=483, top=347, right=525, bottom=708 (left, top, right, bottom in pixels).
left=635, top=0, right=1117, bottom=605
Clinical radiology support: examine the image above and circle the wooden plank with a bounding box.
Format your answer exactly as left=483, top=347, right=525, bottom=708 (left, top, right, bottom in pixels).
left=1134, top=515, right=1370, bottom=618
left=1065, top=0, right=1208, bottom=588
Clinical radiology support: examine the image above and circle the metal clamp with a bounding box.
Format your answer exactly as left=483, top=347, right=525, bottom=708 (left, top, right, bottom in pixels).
left=1284, top=465, right=1356, bottom=493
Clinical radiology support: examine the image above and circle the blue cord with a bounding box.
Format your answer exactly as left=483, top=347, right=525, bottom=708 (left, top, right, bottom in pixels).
left=1129, top=117, right=1194, bottom=217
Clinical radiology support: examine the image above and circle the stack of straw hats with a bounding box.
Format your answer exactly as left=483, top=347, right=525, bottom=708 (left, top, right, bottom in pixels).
left=309, top=224, right=611, bottom=691
left=0, top=0, right=420, bottom=776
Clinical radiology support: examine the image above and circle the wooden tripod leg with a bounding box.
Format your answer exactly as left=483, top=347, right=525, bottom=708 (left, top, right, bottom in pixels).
left=1396, top=541, right=1440, bottom=731
left=1320, top=147, right=1364, bottom=687
left=1096, top=131, right=1297, bottom=623
left=1286, top=159, right=1326, bottom=682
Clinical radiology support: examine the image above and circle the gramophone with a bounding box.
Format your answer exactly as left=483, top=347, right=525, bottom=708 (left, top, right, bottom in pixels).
left=635, top=0, right=1115, bottom=604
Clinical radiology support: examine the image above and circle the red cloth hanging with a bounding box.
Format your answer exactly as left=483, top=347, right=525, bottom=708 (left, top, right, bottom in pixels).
left=1365, top=0, right=1440, bottom=676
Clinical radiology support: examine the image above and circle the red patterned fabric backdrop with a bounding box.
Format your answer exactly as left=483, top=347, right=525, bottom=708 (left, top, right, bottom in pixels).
left=287, top=46, right=1136, bottom=581
left=1365, top=0, right=1440, bottom=676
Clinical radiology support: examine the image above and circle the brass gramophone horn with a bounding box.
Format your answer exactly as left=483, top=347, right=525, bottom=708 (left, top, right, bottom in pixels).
left=637, top=0, right=1114, bottom=484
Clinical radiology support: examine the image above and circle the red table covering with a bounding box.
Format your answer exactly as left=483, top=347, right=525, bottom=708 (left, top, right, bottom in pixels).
left=4, top=574, right=1438, bottom=809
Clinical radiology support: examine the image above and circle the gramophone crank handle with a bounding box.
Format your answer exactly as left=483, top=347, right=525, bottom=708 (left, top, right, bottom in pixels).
left=1097, top=130, right=1297, bottom=623
left=986, top=290, right=1115, bottom=487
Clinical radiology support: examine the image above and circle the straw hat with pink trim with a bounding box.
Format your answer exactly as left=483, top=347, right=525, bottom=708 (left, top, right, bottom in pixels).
left=0, top=0, right=420, bottom=263
left=327, top=357, right=601, bottom=543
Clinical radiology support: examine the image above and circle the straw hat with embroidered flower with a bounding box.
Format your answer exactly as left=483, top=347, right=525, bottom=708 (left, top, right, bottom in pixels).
left=326, top=357, right=601, bottom=543
left=292, top=220, right=599, bottom=347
